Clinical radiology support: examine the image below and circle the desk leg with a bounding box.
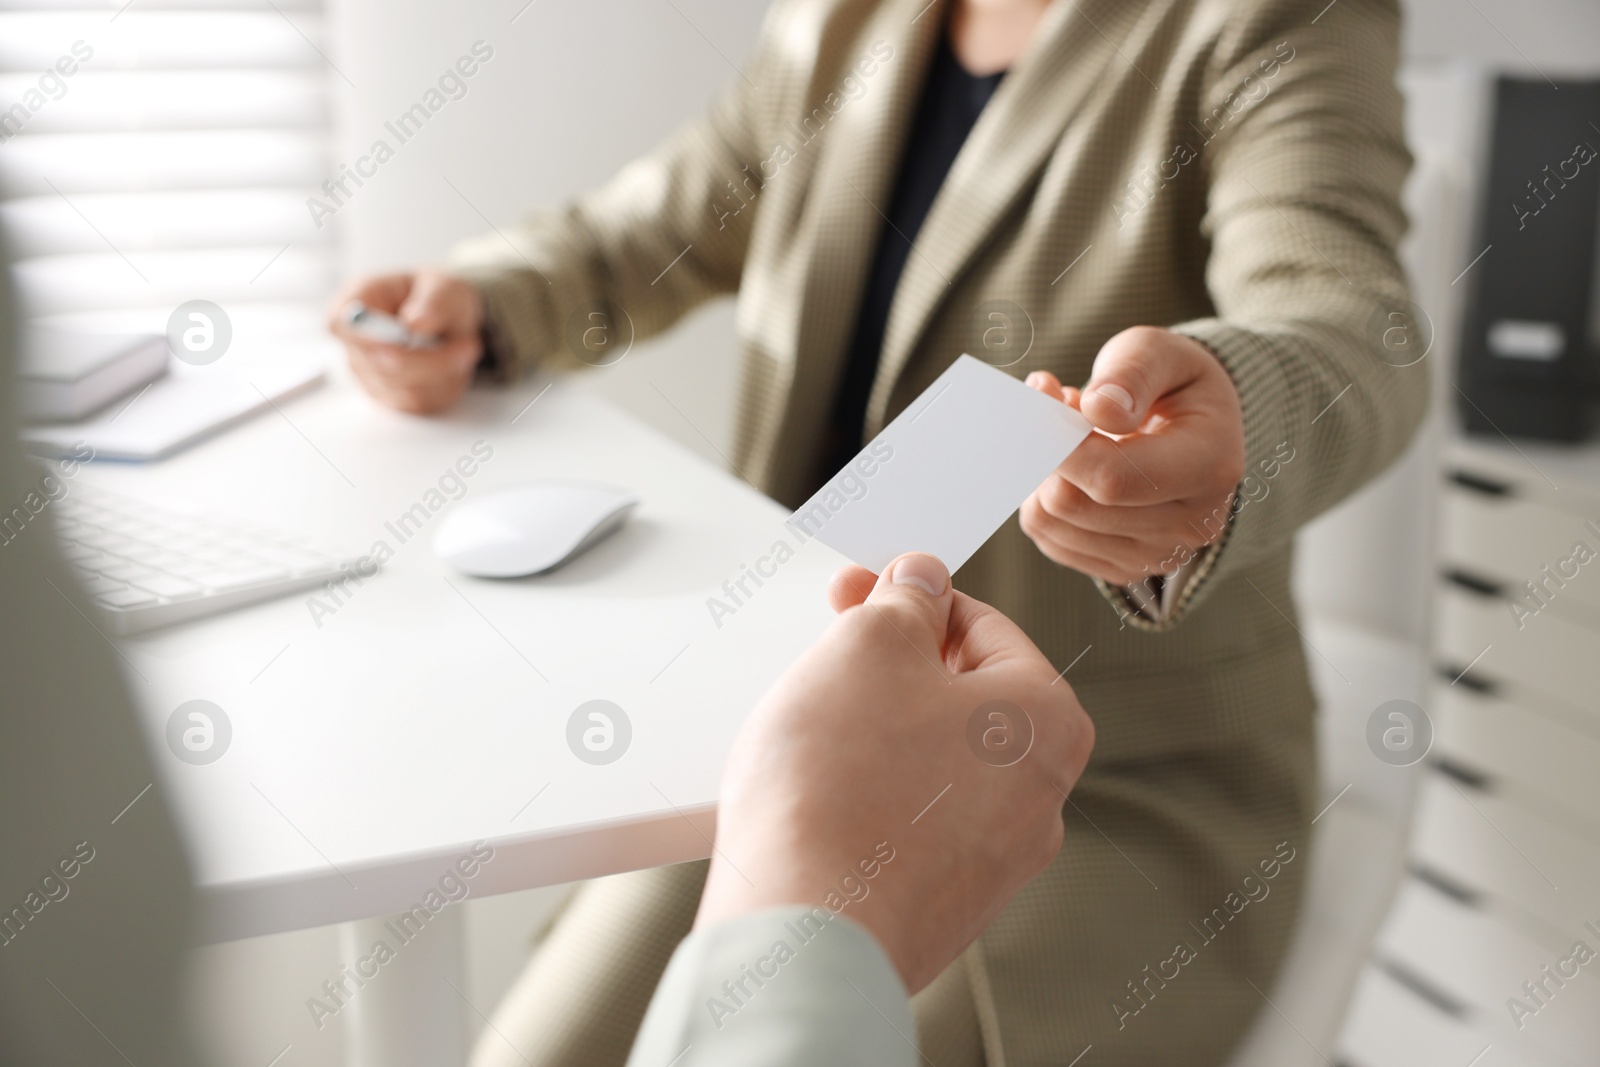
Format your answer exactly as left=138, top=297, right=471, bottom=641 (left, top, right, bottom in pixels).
left=339, top=908, right=469, bottom=1067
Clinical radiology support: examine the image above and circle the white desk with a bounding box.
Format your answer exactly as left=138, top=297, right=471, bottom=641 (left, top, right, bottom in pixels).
left=86, top=361, right=841, bottom=1064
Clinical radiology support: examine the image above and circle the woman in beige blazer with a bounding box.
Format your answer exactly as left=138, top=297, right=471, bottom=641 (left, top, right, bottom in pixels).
left=331, top=0, right=1424, bottom=1062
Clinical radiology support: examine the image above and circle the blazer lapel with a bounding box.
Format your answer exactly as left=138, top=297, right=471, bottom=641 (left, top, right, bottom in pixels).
left=765, top=0, right=944, bottom=502
left=865, top=0, right=1148, bottom=433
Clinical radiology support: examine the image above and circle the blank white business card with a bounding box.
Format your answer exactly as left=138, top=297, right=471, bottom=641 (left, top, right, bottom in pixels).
left=789, top=354, right=1093, bottom=573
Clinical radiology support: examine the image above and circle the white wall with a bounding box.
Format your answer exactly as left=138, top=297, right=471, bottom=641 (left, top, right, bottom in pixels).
left=1403, top=0, right=1600, bottom=73
left=326, top=0, right=768, bottom=468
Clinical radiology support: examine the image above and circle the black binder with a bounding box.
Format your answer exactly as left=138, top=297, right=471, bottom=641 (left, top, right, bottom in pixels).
left=1458, top=76, right=1600, bottom=441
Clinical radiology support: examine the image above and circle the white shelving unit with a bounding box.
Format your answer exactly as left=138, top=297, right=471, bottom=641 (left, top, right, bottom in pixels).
left=1336, top=435, right=1600, bottom=1067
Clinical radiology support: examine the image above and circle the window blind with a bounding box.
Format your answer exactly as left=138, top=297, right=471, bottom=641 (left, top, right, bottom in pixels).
left=0, top=0, right=336, bottom=347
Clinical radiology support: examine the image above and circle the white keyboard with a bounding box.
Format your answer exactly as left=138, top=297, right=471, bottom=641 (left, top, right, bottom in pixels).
left=54, top=485, right=361, bottom=635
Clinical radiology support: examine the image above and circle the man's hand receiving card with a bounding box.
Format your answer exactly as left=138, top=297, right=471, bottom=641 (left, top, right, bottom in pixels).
left=789, top=355, right=1093, bottom=574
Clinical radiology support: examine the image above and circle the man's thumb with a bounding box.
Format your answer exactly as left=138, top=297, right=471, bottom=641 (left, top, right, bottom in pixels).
left=864, top=553, right=955, bottom=655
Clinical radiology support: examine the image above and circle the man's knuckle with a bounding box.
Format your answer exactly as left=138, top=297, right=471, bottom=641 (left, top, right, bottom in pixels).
left=1020, top=496, right=1048, bottom=533
left=1087, top=465, right=1128, bottom=502
left=1041, top=478, right=1079, bottom=518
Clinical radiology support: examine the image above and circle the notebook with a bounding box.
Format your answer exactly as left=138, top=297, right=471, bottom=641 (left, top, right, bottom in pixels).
left=17, top=329, right=169, bottom=422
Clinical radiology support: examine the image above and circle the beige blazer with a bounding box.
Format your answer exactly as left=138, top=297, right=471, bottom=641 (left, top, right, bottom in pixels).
left=452, top=0, right=1423, bottom=1059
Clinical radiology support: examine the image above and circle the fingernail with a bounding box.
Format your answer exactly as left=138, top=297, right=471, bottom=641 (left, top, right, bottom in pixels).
left=1091, top=383, right=1135, bottom=412
left=1025, top=371, right=1046, bottom=387
left=891, top=554, right=949, bottom=597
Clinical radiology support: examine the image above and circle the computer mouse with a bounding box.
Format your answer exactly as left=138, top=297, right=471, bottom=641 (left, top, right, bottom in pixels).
left=433, top=481, right=641, bottom=578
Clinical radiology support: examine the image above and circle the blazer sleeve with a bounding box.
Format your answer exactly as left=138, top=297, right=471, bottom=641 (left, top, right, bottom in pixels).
left=625, top=908, right=916, bottom=1067
left=1145, top=0, right=1427, bottom=626
left=446, top=12, right=783, bottom=380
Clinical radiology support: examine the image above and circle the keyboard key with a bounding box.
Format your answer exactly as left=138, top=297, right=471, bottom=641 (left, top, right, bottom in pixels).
left=111, top=522, right=159, bottom=540
left=97, top=588, right=158, bottom=609
left=99, top=561, right=159, bottom=582
left=73, top=528, right=120, bottom=549
left=115, top=541, right=172, bottom=564
left=132, top=574, right=203, bottom=600
left=79, top=575, right=127, bottom=596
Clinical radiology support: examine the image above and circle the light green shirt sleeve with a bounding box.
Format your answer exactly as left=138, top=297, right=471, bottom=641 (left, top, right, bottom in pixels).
left=625, top=906, right=916, bottom=1067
